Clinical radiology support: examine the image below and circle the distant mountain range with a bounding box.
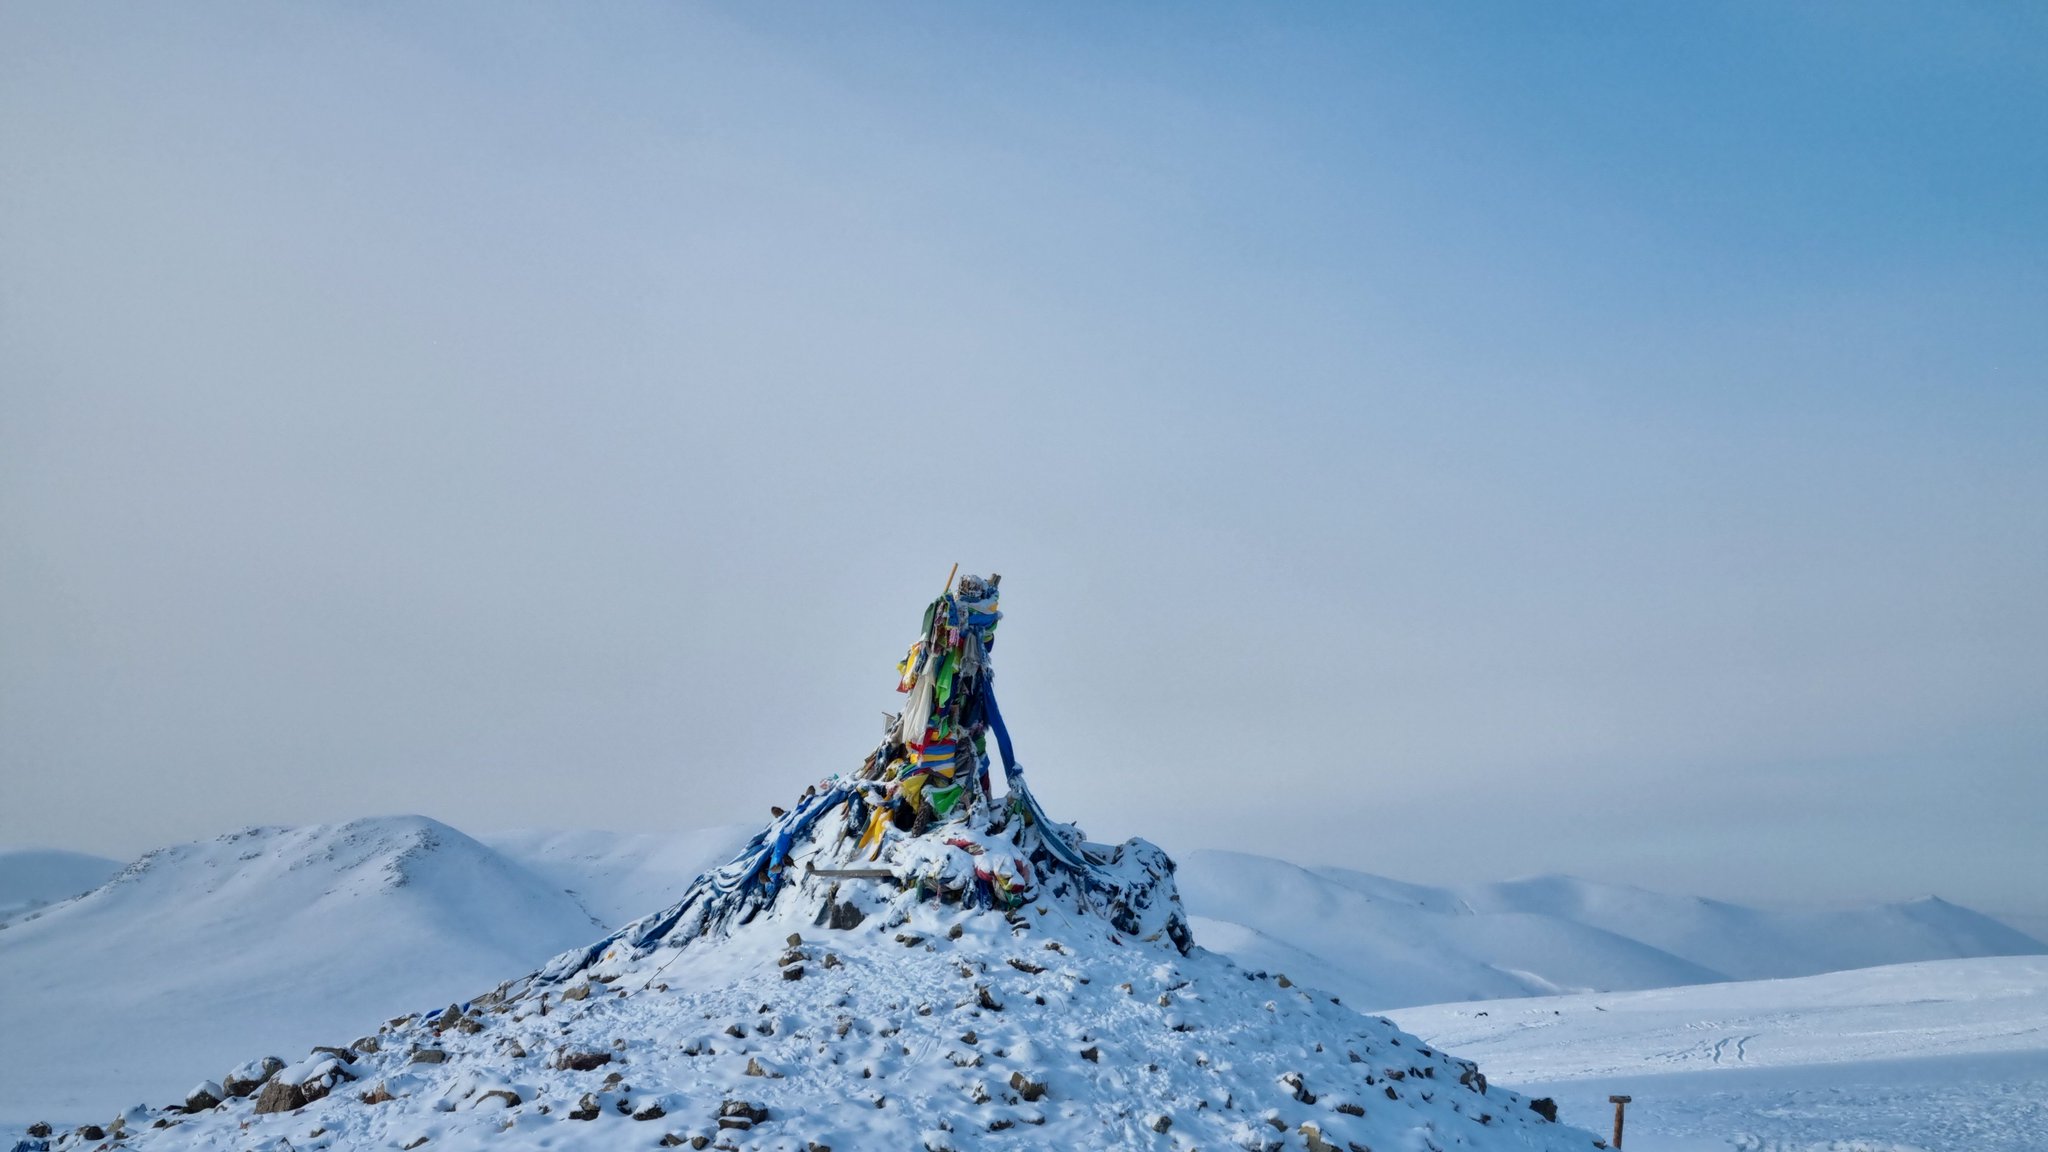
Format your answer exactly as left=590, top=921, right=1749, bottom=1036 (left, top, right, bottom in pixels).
left=0, top=818, right=2039, bottom=1123
left=1176, top=849, right=2044, bottom=1009
left=0, top=849, right=126, bottom=923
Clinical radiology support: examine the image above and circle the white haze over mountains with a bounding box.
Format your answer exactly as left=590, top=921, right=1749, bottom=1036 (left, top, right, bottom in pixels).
left=2, top=817, right=2039, bottom=1133
left=4, top=2, right=2046, bottom=926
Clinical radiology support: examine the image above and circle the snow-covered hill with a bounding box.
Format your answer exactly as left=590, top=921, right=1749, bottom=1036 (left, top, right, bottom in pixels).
left=1176, top=850, right=2045, bottom=1009
left=0, top=849, right=121, bottom=924
left=0, top=818, right=602, bottom=1123
left=1387, top=954, right=2048, bottom=1151
left=478, top=825, right=754, bottom=929
left=55, top=778, right=1597, bottom=1152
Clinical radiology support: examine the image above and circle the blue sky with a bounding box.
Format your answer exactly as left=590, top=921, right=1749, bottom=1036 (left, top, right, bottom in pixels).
left=3, top=3, right=2043, bottom=916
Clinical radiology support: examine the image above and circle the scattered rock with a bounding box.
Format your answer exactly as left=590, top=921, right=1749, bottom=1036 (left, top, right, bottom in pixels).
left=410, top=1049, right=447, bottom=1065
left=351, top=1035, right=381, bottom=1055
left=724, top=1023, right=747, bottom=1039
left=658, top=1136, right=685, bottom=1147
left=823, top=952, right=842, bottom=969
left=976, top=985, right=1003, bottom=1012
left=960, top=1030, right=977, bottom=1045
left=252, top=1079, right=307, bottom=1115
left=479, top=1089, right=521, bottom=1108
left=1079, top=1045, right=1099, bottom=1063
left=786, top=932, right=802, bottom=946
left=223, top=1056, right=285, bottom=1098
left=361, top=1083, right=394, bottom=1105
left=1298, top=1122, right=1339, bottom=1152
left=947, top=923, right=964, bottom=940
left=554, top=1050, right=613, bottom=1072
left=311, top=1045, right=356, bottom=1064
left=688, top=1138, right=712, bottom=1150
left=1279, top=1071, right=1316, bottom=1104
left=403, top=1137, right=429, bottom=1150
left=76, top=1126, right=105, bottom=1142
left=1007, top=1071, right=1047, bottom=1102
left=1529, top=1097, right=1559, bottom=1122
left=569, top=1093, right=602, bottom=1121
left=633, top=1103, right=667, bottom=1121
left=1149, top=1114, right=1172, bottom=1133
left=1007, top=957, right=1045, bottom=974
left=560, top=984, right=591, bottom=1002
left=744, top=1057, right=779, bottom=1078
left=26, top=1124, right=51, bottom=1139
left=828, top=902, right=865, bottom=930
left=183, top=1082, right=222, bottom=1113
left=1276, top=974, right=1293, bottom=988
left=720, top=1100, right=769, bottom=1124
left=782, top=965, right=805, bottom=981
left=895, top=933, right=924, bottom=947
left=1336, top=1102, right=1365, bottom=1116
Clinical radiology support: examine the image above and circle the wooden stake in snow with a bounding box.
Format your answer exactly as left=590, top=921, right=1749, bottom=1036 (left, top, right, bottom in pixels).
left=1608, top=1095, right=1631, bottom=1148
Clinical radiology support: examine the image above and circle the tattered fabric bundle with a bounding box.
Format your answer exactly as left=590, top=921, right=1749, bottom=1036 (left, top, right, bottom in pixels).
left=536, top=572, right=1191, bottom=988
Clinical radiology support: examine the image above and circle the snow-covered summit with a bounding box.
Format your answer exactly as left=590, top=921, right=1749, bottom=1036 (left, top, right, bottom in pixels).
left=0, top=817, right=601, bottom=1123
left=48, top=577, right=1600, bottom=1151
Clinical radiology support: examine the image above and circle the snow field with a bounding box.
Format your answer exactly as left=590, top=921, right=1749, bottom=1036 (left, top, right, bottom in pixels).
left=1389, top=956, right=2048, bottom=1152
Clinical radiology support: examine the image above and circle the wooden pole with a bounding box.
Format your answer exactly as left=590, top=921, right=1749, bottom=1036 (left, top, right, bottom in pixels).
left=944, top=563, right=959, bottom=593
left=1608, top=1095, right=1631, bottom=1148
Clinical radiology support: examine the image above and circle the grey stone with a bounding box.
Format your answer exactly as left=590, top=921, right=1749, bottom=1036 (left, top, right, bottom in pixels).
left=252, top=1080, right=307, bottom=1115
left=554, top=1050, right=612, bottom=1072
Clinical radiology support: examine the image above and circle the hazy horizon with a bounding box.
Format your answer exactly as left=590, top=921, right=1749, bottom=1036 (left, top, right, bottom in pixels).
left=4, top=4, right=2044, bottom=918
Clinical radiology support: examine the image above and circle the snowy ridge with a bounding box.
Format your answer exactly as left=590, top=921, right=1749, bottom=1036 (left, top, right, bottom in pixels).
left=0, top=818, right=602, bottom=1123
left=1178, top=851, right=2045, bottom=1009
left=479, top=826, right=756, bottom=930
